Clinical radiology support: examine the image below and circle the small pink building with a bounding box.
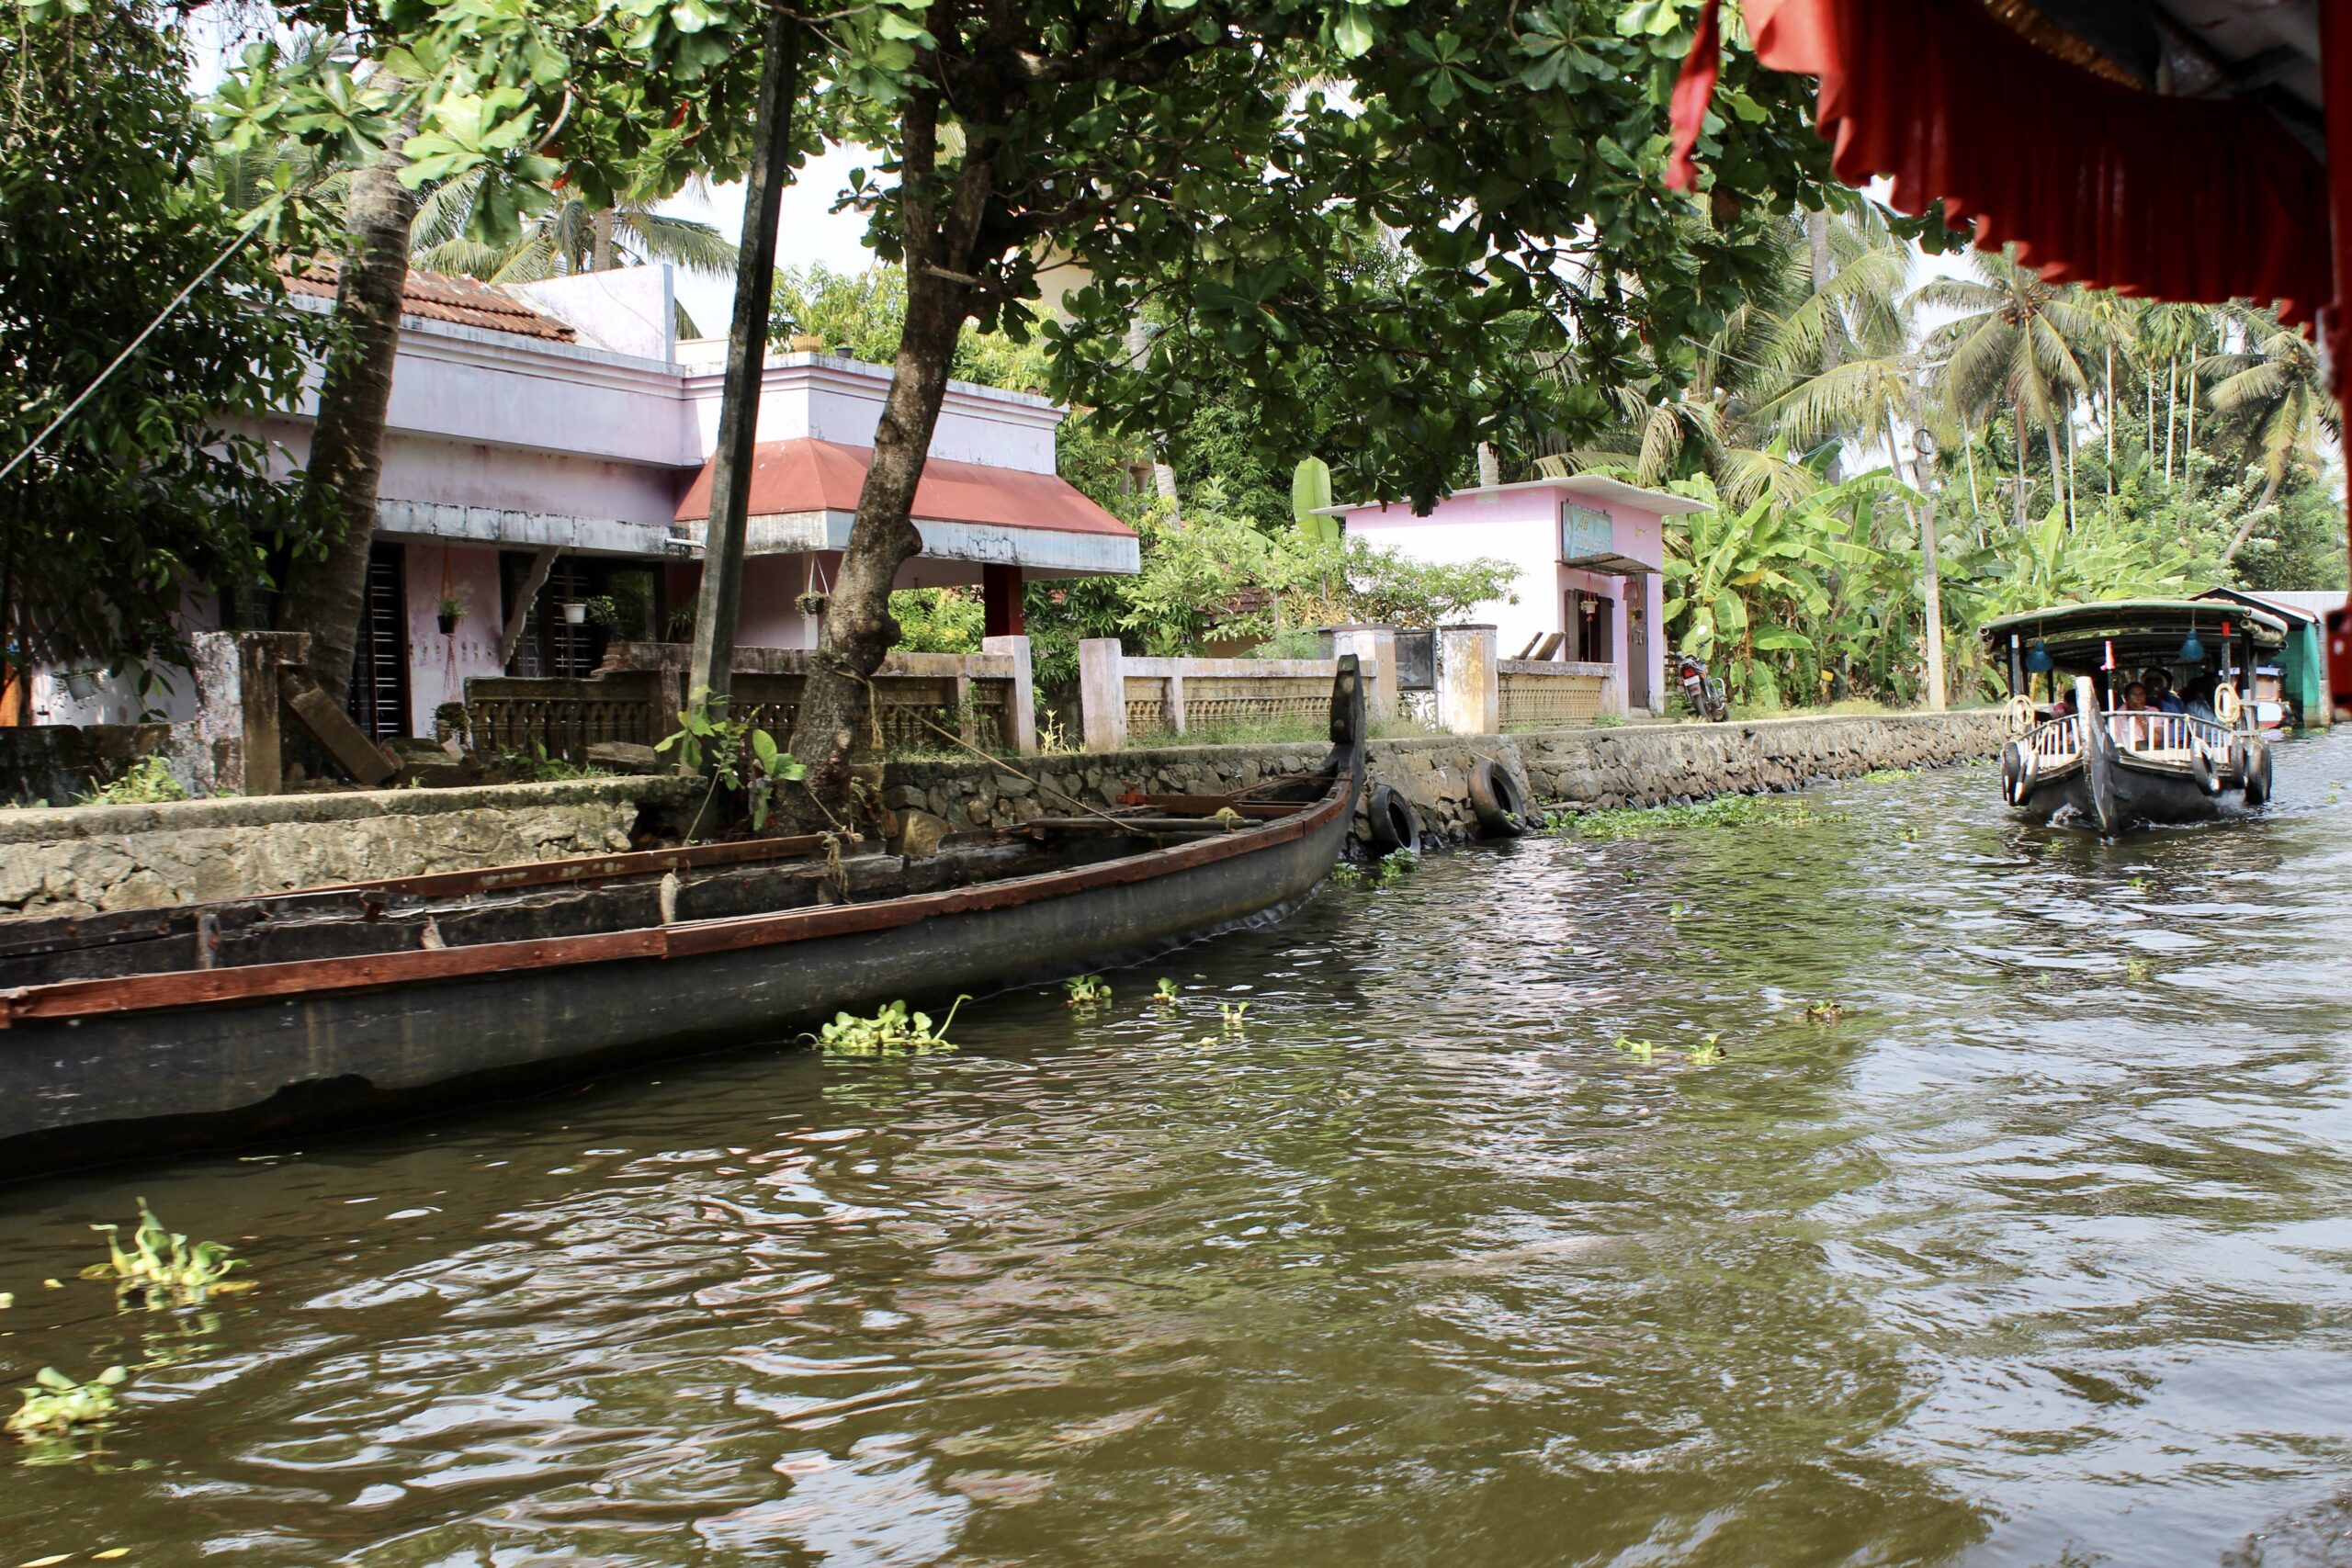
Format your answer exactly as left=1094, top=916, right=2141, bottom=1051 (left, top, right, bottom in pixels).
left=1328, top=476, right=1705, bottom=716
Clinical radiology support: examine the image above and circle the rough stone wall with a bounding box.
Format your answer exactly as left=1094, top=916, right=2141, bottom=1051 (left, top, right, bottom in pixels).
left=0, top=777, right=701, bottom=918
left=883, top=709, right=2010, bottom=850
left=0, top=711, right=2007, bottom=919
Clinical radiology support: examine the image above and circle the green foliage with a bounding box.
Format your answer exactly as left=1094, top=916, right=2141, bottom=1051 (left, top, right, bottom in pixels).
left=1153, top=977, right=1181, bottom=1006
left=1217, top=1000, right=1251, bottom=1032
left=656, top=686, right=806, bottom=831
left=6, top=1365, right=126, bottom=1438
left=1063, top=975, right=1112, bottom=1009
left=816, top=997, right=967, bottom=1055
left=888, top=588, right=984, bottom=654
left=83, top=1200, right=245, bottom=1306
left=1, top=1, right=320, bottom=693
left=1290, top=457, right=1338, bottom=545
left=1563, top=795, right=1843, bottom=839
left=74, top=756, right=187, bottom=807
left=493, top=742, right=613, bottom=784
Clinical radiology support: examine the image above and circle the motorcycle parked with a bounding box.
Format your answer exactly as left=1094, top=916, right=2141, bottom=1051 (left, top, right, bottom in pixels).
left=1677, top=653, right=1728, bottom=722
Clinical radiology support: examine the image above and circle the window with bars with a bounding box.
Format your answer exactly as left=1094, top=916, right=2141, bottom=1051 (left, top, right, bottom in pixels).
left=347, top=542, right=411, bottom=740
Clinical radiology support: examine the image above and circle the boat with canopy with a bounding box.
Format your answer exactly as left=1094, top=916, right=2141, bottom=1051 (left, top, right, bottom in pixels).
left=1984, top=600, right=2285, bottom=831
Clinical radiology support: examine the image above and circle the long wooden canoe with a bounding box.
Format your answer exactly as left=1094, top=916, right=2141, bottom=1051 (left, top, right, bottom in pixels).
left=0, top=660, right=1367, bottom=1177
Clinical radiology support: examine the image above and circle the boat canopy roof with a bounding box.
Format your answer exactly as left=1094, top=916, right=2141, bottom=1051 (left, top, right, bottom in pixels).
left=1979, top=599, right=2288, bottom=663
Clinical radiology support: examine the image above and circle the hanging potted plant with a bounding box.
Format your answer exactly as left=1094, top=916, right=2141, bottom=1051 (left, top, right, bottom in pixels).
left=436, top=593, right=466, bottom=636
left=561, top=601, right=589, bottom=626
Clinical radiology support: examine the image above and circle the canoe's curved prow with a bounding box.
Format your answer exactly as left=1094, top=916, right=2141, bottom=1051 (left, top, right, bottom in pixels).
left=1324, top=653, right=1367, bottom=782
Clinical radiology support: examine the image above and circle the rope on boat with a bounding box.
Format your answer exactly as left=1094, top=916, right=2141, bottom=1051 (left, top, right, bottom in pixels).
left=910, top=713, right=1153, bottom=839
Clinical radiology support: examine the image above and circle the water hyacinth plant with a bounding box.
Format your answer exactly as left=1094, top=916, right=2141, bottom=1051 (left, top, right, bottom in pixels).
left=1218, top=1000, right=1251, bottom=1032
left=1154, top=978, right=1182, bottom=1007
left=6, top=1366, right=126, bottom=1438
left=1563, top=795, right=1844, bottom=840
left=815, top=998, right=968, bottom=1055
left=85, top=1201, right=246, bottom=1306
left=1064, top=976, right=1112, bottom=1009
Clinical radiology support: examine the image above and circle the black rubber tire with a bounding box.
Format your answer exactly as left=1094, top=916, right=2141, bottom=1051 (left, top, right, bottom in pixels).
left=2000, top=739, right=2028, bottom=805
left=1467, top=759, right=1531, bottom=837
left=2191, top=747, right=2219, bottom=796
left=2243, top=739, right=2273, bottom=807
left=1365, top=784, right=1419, bottom=854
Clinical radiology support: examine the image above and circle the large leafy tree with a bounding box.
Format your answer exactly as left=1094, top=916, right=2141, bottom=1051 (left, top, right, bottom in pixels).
left=398, top=0, right=1837, bottom=814
left=0, top=0, right=319, bottom=711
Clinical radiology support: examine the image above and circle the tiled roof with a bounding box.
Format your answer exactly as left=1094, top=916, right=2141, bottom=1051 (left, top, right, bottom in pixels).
left=674, top=438, right=1136, bottom=539
left=280, top=259, right=578, bottom=343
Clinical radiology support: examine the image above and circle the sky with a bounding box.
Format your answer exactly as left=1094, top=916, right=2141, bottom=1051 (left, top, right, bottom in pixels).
left=662, top=149, right=880, bottom=338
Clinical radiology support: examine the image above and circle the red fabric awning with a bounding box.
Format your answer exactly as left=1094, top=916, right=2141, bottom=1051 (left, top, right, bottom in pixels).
left=1736, top=0, right=2329, bottom=324
left=674, top=438, right=1135, bottom=538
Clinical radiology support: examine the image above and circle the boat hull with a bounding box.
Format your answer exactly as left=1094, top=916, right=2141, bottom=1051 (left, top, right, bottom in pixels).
left=0, top=771, right=1359, bottom=1178
left=2007, top=727, right=2254, bottom=830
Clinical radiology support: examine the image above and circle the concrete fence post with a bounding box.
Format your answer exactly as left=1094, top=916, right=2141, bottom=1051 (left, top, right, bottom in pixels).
left=981, top=635, right=1038, bottom=755
left=1437, top=624, right=1499, bottom=736
left=1329, top=626, right=1397, bottom=722
left=1164, top=670, right=1188, bottom=738
left=1078, top=637, right=1127, bottom=752
left=178, top=629, right=309, bottom=795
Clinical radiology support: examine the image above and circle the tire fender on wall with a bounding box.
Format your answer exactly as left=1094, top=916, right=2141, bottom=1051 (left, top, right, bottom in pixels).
left=1467, top=758, right=1531, bottom=837
left=1364, top=784, right=1419, bottom=854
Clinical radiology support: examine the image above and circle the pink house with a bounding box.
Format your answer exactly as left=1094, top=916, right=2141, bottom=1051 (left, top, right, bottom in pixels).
left=24, top=265, right=1138, bottom=740
left=1328, top=476, right=1705, bottom=716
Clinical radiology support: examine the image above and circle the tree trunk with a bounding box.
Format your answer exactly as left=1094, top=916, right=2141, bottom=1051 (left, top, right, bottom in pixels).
left=1807, top=209, right=1838, bottom=374
left=2164, top=358, right=2177, bottom=483
left=2015, top=418, right=2029, bottom=527
left=2184, top=367, right=2197, bottom=476
left=591, top=208, right=616, bottom=272
left=687, top=15, right=802, bottom=720
left=1123, top=317, right=1182, bottom=519
left=787, top=87, right=997, bottom=818
left=276, top=107, right=422, bottom=706
left=1962, top=425, right=1981, bottom=519
left=2218, top=468, right=2285, bottom=567
left=2104, top=342, right=2115, bottom=494
left=2046, top=418, right=2067, bottom=527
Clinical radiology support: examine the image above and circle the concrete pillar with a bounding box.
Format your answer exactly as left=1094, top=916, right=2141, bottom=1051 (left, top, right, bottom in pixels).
left=1329, top=625, right=1397, bottom=721
left=179, top=629, right=308, bottom=795
left=982, top=634, right=1037, bottom=755
left=1078, top=637, right=1127, bottom=751
left=1165, top=671, right=1188, bottom=738
left=1437, top=624, right=1499, bottom=737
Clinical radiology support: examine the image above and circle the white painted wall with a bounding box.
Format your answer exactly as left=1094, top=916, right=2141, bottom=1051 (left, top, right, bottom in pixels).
left=675, top=351, right=1061, bottom=474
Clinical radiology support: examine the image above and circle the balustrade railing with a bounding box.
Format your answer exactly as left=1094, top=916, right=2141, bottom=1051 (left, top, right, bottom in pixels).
left=1498, top=660, right=1613, bottom=731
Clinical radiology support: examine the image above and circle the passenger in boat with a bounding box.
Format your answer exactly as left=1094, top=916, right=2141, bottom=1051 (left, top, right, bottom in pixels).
left=2120, top=682, right=2154, bottom=748
left=2145, top=670, right=2186, bottom=715
left=2184, top=677, right=2219, bottom=725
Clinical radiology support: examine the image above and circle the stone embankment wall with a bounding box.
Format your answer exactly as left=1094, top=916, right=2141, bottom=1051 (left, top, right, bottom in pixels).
left=0, top=777, right=700, bottom=918
left=0, top=711, right=2007, bottom=917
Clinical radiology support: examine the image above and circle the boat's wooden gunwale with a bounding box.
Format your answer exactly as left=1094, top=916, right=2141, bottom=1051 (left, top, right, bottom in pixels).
left=0, top=779, right=1341, bottom=1028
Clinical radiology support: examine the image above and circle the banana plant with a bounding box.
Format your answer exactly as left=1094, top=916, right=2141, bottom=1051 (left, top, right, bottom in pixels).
left=1660, top=474, right=1848, bottom=705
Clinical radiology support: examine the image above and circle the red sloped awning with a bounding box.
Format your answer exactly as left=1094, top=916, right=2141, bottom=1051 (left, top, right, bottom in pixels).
left=1732, top=0, right=2329, bottom=323
left=674, top=437, right=1135, bottom=539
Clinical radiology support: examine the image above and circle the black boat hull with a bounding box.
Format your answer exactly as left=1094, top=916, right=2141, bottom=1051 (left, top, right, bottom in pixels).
left=0, top=795, right=1352, bottom=1176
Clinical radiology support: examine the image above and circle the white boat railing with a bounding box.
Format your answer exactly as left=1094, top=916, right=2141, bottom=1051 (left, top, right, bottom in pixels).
left=2025, top=714, right=2082, bottom=764
left=2098, top=711, right=2235, bottom=760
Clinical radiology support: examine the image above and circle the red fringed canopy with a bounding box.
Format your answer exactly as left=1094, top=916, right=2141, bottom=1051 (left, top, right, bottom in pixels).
left=1738, top=0, right=2329, bottom=324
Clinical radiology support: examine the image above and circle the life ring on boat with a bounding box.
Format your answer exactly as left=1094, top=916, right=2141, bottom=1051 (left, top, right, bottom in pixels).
left=1364, top=784, right=1419, bottom=854
left=2214, top=685, right=2243, bottom=728
left=2001, top=739, right=2037, bottom=806
left=2242, top=738, right=2273, bottom=806
left=2005, top=694, right=2037, bottom=736
left=1467, top=758, right=1532, bottom=837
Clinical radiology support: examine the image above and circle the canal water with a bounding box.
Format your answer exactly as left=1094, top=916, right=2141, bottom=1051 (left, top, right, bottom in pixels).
left=5, top=734, right=2352, bottom=1567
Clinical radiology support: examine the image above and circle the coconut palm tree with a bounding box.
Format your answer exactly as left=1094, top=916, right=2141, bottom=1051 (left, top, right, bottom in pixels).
left=411, top=170, right=737, bottom=288
left=1916, top=252, right=2093, bottom=527
left=2199, top=307, right=2339, bottom=564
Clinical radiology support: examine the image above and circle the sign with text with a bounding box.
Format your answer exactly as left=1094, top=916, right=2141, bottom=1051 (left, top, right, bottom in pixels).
left=1561, top=502, right=1614, bottom=563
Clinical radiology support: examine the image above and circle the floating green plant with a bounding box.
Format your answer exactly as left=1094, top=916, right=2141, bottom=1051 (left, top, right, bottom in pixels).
left=1374, top=852, right=1416, bottom=886
left=1613, top=1035, right=1657, bottom=1062
left=1860, top=767, right=1918, bottom=784
left=2124, top=957, right=2153, bottom=981
left=1328, top=863, right=1364, bottom=888
left=1153, top=977, right=1182, bottom=1006
left=1802, top=999, right=1846, bottom=1022
left=1564, top=795, right=1846, bottom=840
left=2129, top=876, right=2150, bottom=893
left=815, top=997, right=967, bottom=1055
left=6, top=1367, right=125, bottom=1438
left=85, top=1201, right=246, bottom=1306
left=1687, top=1032, right=1726, bottom=1067
left=1064, top=975, right=1112, bottom=1009
left=1218, top=1000, right=1251, bottom=1031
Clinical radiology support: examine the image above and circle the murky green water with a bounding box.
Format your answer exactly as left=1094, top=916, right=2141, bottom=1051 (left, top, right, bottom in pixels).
left=6, top=735, right=2352, bottom=1567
